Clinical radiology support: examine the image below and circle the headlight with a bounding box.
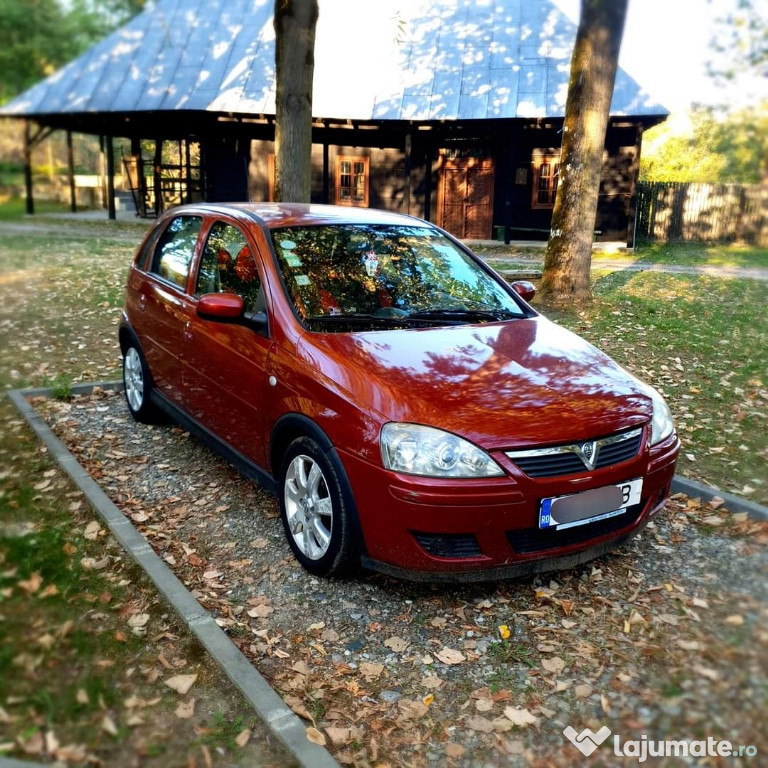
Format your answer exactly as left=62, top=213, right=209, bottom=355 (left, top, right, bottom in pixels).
left=650, top=390, right=675, bottom=445
left=380, top=423, right=504, bottom=478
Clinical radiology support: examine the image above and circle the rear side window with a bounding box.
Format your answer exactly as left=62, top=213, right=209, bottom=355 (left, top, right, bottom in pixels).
left=151, top=215, right=203, bottom=289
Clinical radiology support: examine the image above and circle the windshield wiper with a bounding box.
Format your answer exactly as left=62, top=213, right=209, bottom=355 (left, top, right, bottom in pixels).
left=305, top=313, right=432, bottom=326
left=407, top=308, right=515, bottom=323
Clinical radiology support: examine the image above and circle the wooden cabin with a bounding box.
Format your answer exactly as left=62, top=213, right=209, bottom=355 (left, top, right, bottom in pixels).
left=1, top=0, right=667, bottom=244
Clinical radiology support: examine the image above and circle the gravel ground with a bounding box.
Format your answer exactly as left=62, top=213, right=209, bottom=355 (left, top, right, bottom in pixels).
left=37, top=389, right=768, bottom=767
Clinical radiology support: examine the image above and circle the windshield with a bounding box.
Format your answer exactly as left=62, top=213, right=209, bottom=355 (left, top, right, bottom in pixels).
left=270, top=224, right=526, bottom=332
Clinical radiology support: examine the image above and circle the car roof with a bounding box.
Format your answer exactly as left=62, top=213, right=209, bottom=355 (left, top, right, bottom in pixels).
left=167, top=202, right=429, bottom=230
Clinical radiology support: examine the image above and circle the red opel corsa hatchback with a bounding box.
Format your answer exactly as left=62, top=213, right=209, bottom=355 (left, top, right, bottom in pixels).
left=120, top=203, right=679, bottom=581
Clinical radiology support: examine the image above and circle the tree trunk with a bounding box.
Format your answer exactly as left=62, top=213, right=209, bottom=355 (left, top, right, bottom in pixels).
left=274, top=0, right=318, bottom=203
left=540, top=0, right=628, bottom=306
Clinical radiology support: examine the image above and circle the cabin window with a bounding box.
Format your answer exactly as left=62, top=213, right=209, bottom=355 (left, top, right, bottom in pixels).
left=335, top=156, right=369, bottom=207
left=531, top=155, right=560, bottom=209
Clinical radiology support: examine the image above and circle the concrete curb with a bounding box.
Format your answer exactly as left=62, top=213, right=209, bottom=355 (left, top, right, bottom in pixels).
left=671, top=476, right=768, bottom=521
left=6, top=384, right=340, bottom=768
left=0, top=758, right=51, bottom=768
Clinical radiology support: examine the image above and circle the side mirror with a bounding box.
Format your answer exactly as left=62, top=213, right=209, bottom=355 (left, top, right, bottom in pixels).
left=511, top=280, right=536, bottom=303
left=197, top=293, right=244, bottom=320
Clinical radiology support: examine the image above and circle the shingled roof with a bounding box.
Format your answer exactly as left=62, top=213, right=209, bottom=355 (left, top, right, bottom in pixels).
left=1, top=0, right=667, bottom=121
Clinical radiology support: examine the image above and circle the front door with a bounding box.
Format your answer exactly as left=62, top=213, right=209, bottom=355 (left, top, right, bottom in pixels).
left=182, top=218, right=272, bottom=467
left=437, top=156, right=495, bottom=240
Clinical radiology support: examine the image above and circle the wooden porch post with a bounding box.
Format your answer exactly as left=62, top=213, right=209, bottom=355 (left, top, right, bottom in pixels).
left=626, top=124, right=643, bottom=248
left=423, top=146, right=434, bottom=222
left=403, top=130, right=412, bottom=215
left=322, top=141, right=330, bottom=204
left=23, top=121, right=34, bottom=215
left=98, top=135, right=108, bottom=209
left=66, top=130, right=77, bottom=213
left=154, top=138, right=162, bottom=216
left=106, top=136, right=116, bottom=220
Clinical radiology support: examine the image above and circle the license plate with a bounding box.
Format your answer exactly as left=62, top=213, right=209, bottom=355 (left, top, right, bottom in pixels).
left=539, top=479, right=643, bottom=530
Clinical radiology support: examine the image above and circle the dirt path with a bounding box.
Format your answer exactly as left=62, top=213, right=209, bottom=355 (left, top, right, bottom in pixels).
left=482, top=255, right=768, bottom=282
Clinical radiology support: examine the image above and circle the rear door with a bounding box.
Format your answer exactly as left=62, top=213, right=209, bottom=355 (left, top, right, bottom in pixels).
left=182, top=218, right=272, bottom=467
left=130, top=214, right=203, bottom=406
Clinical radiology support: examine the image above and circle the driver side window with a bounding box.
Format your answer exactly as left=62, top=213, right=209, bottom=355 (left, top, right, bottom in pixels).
left=196, top=221, right=263, bottom=312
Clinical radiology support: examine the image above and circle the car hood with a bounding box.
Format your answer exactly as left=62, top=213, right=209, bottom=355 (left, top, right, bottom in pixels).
left=299, top=317, right=654, bottom=449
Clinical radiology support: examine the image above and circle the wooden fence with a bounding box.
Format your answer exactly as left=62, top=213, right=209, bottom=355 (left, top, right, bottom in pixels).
left=635, top=181, right=768, bottom=246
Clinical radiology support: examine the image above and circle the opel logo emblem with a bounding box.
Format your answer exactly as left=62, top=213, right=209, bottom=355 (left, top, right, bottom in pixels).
left=582, top=442, right=595, bottom=460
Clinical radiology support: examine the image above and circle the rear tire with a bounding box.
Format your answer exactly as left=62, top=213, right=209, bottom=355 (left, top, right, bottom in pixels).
left=122, top=342, right=162, bottom=424
left=279, top=437, right=359, bottom=577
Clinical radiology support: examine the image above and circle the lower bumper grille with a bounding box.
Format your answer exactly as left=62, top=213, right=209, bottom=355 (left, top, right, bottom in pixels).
left=506, top=502, right=643, bottom=554
left=413, top=532, right=482, bottom=559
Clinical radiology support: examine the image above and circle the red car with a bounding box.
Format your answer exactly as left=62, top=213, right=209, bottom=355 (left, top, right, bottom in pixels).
left=120, top=203, right=679, bottom=581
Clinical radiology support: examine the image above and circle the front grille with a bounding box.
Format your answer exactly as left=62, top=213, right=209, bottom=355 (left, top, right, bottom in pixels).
left=506, top=428, right=643, bottom=478
left=413, top=532, right=482, bottom=559
left=506, top=502, right=643, bottom=554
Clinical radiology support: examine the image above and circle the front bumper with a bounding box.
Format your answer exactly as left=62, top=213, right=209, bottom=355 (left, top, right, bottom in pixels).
left=339, top=430, right=680, bottom=580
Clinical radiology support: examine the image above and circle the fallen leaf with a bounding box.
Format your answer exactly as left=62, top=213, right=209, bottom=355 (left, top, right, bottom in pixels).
left=422, top=693, right=434, bottom=707
left=17, top=572, right=42, bottom=594
left=235, top=728, right=251, bottom=747
left=247, top=604, right=274, bottom=618
left=574, top=684, right=592, bottom=699
left=541, top=656, right=565, bottom=674
left=503, top=707, right=538, bottom=728
left=725, top=614, right=745, bottom=626
left=127, top=613, right=150, bottom=629
left=165, top=674, right=197, bottom=695
left=466, top=716, right=494, bottom=733
left=435, top=647, right=465, bottom=665
left=498, top=624, right=510, bottom=640
left=397, top=699, right=429, bottom=719
left=175, top=698, right=196, bottom=719
left=101, top=715, right=118, bottom=737
left=83, top=522, right=102, bottom=540
left=324, top=727, right=351, bottom=745
left=445, top=743, right=465, bottom=759
left=359, top=662, right=384, bottom=679
left=421, top=674, right=443, bottom=690
left=306, top=727, right=326, bottom=746
left=384, top=636, right=409, bottom=653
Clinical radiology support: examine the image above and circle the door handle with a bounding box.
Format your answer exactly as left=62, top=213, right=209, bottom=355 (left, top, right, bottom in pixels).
left=138, top=293, right=147, bottom=310
left=184, top=321, right=194, bottom=342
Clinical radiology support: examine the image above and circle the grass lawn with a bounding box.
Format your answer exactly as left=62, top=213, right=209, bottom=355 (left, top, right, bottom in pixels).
left=0, top=198, right=74, bottom=220
left=544, top=271, right=768, bottom=505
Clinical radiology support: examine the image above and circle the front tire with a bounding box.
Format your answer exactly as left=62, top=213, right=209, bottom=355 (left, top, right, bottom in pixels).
left=122, top=343, right=161, bottom=423
left=279, top=437, right=359, bottom=577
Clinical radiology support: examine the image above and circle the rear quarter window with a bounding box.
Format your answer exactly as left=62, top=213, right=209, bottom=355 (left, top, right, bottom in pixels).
left=150, top=215, right=203, bottom=289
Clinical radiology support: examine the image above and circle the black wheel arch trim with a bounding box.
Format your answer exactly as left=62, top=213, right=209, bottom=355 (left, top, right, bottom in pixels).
left=271, top=413, right=367, bottom=557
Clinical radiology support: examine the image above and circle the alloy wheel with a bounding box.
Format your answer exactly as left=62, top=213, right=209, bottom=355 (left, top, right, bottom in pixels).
left=284, top=454, right=333, bottom=560
left=124, top=347, right=144, bottom=412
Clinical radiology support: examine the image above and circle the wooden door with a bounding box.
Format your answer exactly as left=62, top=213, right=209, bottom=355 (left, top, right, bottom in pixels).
left=437, top=157, right=495, bottom=239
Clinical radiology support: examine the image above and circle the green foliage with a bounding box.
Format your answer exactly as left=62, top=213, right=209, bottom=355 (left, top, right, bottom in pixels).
left=0, top=0, right=146, bottom=104
left=708, top=0, right=767, bottom=85
left=641, top=105, right=768, bottom=183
